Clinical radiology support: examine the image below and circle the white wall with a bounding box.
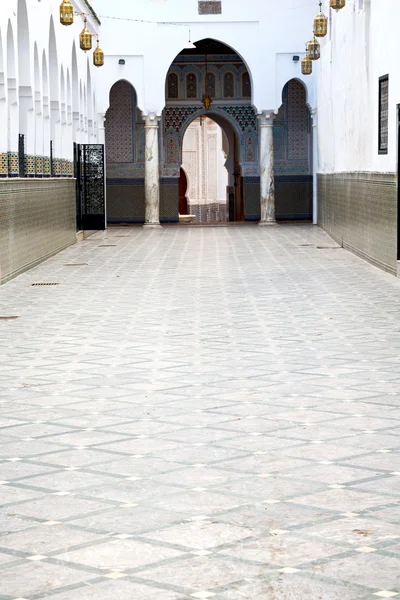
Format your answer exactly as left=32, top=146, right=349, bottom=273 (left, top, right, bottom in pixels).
left=317, top=0, right=399, bottom=174
left=93, top=0, right=318, bottom=116
left=0, top=0, right=102, bottom=161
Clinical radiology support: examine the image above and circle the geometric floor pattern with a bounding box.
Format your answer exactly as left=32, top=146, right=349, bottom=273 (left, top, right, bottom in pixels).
left=0, top=223, right=399, bottom=599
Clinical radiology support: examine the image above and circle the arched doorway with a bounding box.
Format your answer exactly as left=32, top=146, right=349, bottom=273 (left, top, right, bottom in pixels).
left=105, top=80, right=145, bottom=223
left=274, top=79, right=313, bottom=220
left=181, top=116, right=230, bottom=223
left=162, top=38, right=258, bottom=224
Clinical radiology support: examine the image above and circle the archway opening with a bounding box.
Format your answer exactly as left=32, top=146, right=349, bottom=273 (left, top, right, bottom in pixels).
left=33, top=43, right=42, bottom=175
left=181, top=116, right=231, bottom=223
left=49, top=16, right=60, bottom=164
left=17, top=0, right=34, bottom=157
left=163, top=38, right=257, bottom=224
left=7, top=20, right=18, bottom=166
left=42, top=51, right=50, bottom=175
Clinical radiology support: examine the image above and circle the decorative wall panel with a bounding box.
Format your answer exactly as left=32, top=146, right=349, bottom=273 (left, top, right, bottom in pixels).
left=198, top=1, right=222, bottom=14
left=105, top=81, right=134, bottom=163
left=273, top=79, right=310, bottom=176
left=318, top=172, right=397, bottom=274
left=160, top=178, right=179, bottom=222
left=243, top=177, right=260, bottom=221
left=275, top=175, right=312, bottom=220
left=242, top=72, right=251, bottom=98
left=186, top=74, right=198, bottom=99
left=105, top=80, right=146, bottom=223
left=223, top=73, right=235, bottom=98
left=0, top=179, right=76, bottom=284
left=106, top=179, right=145, bottom=223
left=206, top=73, right=216, bottom=98
left=165, top=54, right=251, bottom=103
left=287, top=80, right=309, bottom=160
left=217, top=105, right=257, bottom=131
left=168, top=73, right=179, bottom=99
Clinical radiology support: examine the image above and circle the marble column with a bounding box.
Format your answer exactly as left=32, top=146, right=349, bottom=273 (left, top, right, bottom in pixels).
left=310, top=107, right=318, bottom=225
left=258, top=111, right=276, bottom=226
left=144, top=113, right=161, bottom=228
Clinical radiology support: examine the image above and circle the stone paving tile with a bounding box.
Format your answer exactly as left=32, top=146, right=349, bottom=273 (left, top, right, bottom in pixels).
left=47, top=580, right=187, bottom=600
left=217, top=574, right=369, bottom=599
left=0, top=224, right=400, bottom=598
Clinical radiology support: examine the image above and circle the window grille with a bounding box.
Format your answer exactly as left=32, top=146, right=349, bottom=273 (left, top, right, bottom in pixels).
left=379, top=75, right=389, bottom=154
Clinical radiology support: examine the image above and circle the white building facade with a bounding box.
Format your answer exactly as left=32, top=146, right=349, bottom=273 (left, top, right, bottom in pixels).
left=316, top=0, right=399, bottom=275
left=0, top=0, right=103, bottom=283
left=2, top=0, right=321, bottom=283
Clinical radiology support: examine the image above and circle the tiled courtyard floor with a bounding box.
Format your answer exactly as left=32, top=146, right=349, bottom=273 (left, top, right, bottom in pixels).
left=0, top=223, right=400, bottom=599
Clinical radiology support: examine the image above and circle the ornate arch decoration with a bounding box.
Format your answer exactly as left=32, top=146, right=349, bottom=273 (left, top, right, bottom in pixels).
left=222, top=71, right=236, bottom=99
left=205, top=71, right=216, bottom=99
left=163, top=104, right=250, bottom=169
left=106, top=80, right=141, bottom=164
left=241, top=71, right=251, bottom=99
left=167, top=72, right=179, bottom=100
left=185, top=72, right=198, bottom=100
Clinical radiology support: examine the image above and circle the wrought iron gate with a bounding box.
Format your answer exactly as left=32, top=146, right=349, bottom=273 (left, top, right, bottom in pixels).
left=74, top=143, right=106, bottom=231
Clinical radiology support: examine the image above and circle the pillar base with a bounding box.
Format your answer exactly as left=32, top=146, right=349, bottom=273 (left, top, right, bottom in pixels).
left=258, top=220, right=277, bottom=226
left=143, top=223, right=162, bottom=229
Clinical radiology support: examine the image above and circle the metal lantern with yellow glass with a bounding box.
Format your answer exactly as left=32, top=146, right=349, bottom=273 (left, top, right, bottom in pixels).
left=202, top=93, right=212, bottom=111
left=301, top=55, right=313, bottom=76
left=93, top=40, right=104, bottom=67
left=202, top=54, right=212, bottom=111
left=307, top=37, right=321, bottom=61
left=60, top=0, right=74, bottom=26
left=80, top=18, right=92, bottom=51
left=314, top=2, right=328, bottom=37
left=330, top=0, right=345, bottom=10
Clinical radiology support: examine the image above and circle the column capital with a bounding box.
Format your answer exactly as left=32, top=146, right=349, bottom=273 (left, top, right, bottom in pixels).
left=257, top=110, right=275, bottom=127
left=310, top=106, right=318, bottom=121
left=143, top=113, right=161, bottom=128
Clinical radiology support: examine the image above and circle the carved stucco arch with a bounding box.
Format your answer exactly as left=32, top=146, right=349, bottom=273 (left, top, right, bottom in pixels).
left=162, top=36, right=256, bottom=109
left=163, top=104, right=259, bottom=175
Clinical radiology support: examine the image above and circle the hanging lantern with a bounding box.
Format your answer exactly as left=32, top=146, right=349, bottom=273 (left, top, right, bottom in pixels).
left=202, top=53, right=212, bottom=111
left=60, top=0, right=74, bottom=26
left=80, top=19, right=92, bottom=52
left=330, top=0, right=346, bottom=10
left=202, top=93, right=212, bottom=111
left=93, top=40, right=104, bottom=67
left=307, top=37, right=321, bottom=61
left=301, top=56, right=313, bottom=76
left=314, top=2, right=328, bottom=37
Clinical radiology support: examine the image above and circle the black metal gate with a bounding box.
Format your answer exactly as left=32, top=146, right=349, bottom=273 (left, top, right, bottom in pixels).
left=74, top=143, right=106, bottom=231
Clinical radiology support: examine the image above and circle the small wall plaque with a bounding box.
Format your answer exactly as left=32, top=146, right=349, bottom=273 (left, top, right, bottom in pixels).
left=198, top=1, right=222, bottom=15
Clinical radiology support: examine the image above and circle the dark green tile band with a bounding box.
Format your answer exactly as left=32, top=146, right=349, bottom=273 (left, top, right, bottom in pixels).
left=318, top=172, right=397, bottom=275
left=0, top=179, right=76, bottom=284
